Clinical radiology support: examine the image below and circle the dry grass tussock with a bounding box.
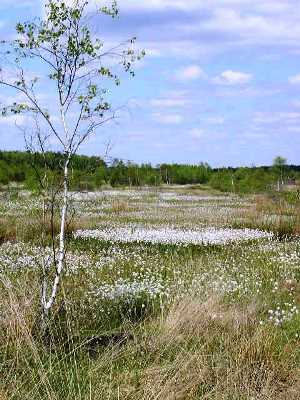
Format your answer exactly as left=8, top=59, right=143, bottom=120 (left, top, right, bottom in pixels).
left=0, top=391, right=9, bottom=400
left=110, top=199, right=136, bottom=214
left=138, top=296, right=298, bottom=400
left=0, top=276, right=37, bottom=348
left=0, top=278, right=56, bottom=400
left=163, top=296, right=257, bottom=338
left=277, top=375, right=300, bottom=400
left=254, top=195, right=295, bottom=216
left=0, top=287, right=299, bottom=399
left=245, top=194, right=300, bottom=238
left=0, top=215, right=81, bottom=244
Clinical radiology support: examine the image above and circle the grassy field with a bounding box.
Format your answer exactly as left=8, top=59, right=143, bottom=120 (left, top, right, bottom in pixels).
left=0, top=186, right=299, bottom=399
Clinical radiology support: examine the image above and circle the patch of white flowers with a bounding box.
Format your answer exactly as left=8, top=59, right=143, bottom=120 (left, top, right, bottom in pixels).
left=91, top=278, right=165, bottom=302
left=159, top=193, right=233, bottom=202
left=0, top=241, right=93, bottom=274
left=266, top=301, right=299, bottom=326
left=74, top=226, right=272, bottom=246
left=1, top=189, right=299, bottom=334
left=70, top=189, right=152, bottom=201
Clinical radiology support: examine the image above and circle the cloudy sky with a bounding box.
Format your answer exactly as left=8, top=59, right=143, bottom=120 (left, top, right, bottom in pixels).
left=0, top=0, right=300, bottom=166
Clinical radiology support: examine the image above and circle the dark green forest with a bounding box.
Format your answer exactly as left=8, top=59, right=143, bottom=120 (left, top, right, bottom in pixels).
left=0, top=151, right=299, bottom=193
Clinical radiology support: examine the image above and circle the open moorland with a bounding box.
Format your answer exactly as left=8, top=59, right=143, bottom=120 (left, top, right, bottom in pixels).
left=1, top=0, right=300, bottom=398
left=0, top=185, right=299, bottom=399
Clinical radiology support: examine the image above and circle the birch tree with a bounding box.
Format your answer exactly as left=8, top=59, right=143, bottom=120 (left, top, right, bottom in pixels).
left=0, top=0, right=144, bottom=327
left=273, top=156, right=287, bottom=191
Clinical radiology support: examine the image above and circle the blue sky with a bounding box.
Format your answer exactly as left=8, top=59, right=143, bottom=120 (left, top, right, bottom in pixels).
left=0, top=0, right=300, bottom=167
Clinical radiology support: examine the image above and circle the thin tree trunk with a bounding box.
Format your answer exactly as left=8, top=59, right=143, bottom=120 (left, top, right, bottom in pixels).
left=42, top=157, right=70, bottom=320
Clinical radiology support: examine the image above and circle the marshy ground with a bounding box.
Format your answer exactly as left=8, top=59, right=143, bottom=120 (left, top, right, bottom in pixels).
left=0, top=185, right=299, bottom=399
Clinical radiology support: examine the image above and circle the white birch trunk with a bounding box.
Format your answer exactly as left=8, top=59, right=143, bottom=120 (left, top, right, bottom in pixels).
left=41, top=105, right=71, bottom=319
left=42, top=157, right=70, bottom=317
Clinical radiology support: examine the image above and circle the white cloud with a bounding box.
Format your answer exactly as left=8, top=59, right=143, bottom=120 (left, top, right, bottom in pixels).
left=117, top=0, right=202, bottom=11
left=201, top=6, right=300, bottom=45
left=129, top=1, right=300, bottom=62
left=0, top=114, right=26, bottom=126
left=279, top=112, right=300, bottom=120
left=174, top=65, right=205, bottom=81
left=291, top=99, right=300, bottom=107
left=150, top=90, right=201, bottom=110
left=145, top=48, right=162, bottom=57
left=289, top=74, right=300, bottom=84
left=0, top=0, right=35, bottom=9
left=89, top=1, right=300, bottom=63
left=117, top=0, right=297, bottom=16
left=189, top=128, right=204, bottom=140
left=150, top=98, right=188, bottom=108
left=254, top=111, right=300, bottom=124
left=206, top=117, right=225, bottom=125
left=212, top=70, right=253, bottom=85
left=152, top=113, right=183, bottom=124
left=286, top=126, right=300, bottom=133
left=150, top=91, right=191, bottom=108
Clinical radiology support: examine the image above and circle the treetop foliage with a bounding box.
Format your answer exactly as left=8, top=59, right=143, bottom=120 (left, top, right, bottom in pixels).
left=0, top=0, right=145, bottom=155
left=0, top=151, right=299, bottom=193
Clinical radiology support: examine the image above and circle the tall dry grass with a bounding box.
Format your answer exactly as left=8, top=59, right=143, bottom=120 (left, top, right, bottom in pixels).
left=0, top=215, right=81, bottom=245
left=137, top=296, right=299, bottom=400
left=0, top=281, right=299, bottom=399
left=236, top=193, right=300, bottom=239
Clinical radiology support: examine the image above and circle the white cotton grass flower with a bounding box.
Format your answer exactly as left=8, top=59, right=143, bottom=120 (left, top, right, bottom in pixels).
left=0, top=241, right=93, bottom=274
left=266, top=301, right=299, bottom=326
left=74, top=226, right=272, bottom=246
left=90, top=278, right=165, bottom=302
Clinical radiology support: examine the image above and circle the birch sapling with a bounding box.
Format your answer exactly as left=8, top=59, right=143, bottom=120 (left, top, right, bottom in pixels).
left=0, top=0, right=144, bottom=328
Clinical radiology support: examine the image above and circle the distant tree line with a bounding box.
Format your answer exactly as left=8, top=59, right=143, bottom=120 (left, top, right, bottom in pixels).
left=0, top=151, right=299, bottom=193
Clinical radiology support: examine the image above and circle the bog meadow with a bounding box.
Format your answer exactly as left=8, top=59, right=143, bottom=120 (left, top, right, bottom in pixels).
left=1, top=176, right=300, bottom=399
left=0, top=1, right=299, bottom=399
